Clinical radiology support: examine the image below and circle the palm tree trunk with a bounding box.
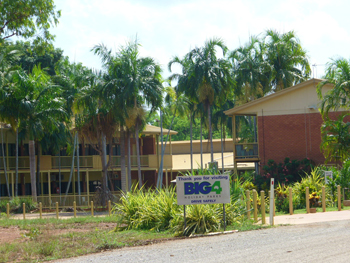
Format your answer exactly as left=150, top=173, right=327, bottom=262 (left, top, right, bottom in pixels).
left=1, top=126, right=10, bottom=197
left=135, top=123, right=142, bottom=189
left=15, top=128, right=18, bottom=196
left=127, top=130, right=132, bottom=191
left=59, top=150, right=61, bottom=201
left=221, top=122, right=224, bottom=175
left=200, top=118, right=203, bottom=169
left=120, top=127, right=127, bottom=192
left=76, top=133, right=81, bottom=204
left=208, top=104, right=214, bottom=163
left=190, top=113, right=193, bottom=175
left=29, top=140, right=37, bottom=202
left=101, top=132, right=108, bottom=206
left=63, top=134, right=77, bottom=205
left=36, top=142, right=40, bottom=196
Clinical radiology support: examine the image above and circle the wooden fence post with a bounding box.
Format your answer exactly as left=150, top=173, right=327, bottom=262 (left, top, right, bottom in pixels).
left=306, top=187, right=310, bottom=213
left=23, top=203, right=25, bottom=220
left=73, top=201, right=77, bottom=218
left=253, top=190, right=257, bottom=223
left=338, top=185, right=341, bottom=211
left=39, top=202, right=42, bottom=219
left=246, top=190, right=250, bottom=219
left=91, top=201, right=94, bottom=216
left=261, top=191, right=265, bottom=225
left=322, top=186, right=326, bottom=212
left=289, top=187, right=293, bottom=215
left=6, top=203, right=9, bottom=219
left=56, top=202, right=59, bottom=219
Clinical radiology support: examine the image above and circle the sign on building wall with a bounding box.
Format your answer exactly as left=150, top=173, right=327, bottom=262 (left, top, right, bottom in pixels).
left=176, top=175, right=230, bottom=205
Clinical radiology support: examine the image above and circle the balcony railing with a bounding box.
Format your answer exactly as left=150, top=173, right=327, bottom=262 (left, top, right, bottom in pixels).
left=0, top=154, right=171, bottom=171
left=235, top=143, right=259, bottom=159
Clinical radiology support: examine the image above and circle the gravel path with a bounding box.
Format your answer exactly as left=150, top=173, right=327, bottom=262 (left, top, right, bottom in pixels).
left=54, top=220, right=350, bottom=263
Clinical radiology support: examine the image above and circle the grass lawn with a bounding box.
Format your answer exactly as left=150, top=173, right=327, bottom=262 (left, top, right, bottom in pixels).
left=0, top=215, right=267, bottom=263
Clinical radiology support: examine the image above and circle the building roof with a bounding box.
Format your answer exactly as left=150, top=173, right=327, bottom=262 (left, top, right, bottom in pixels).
left=142, top=124, right=178, bottom=135
left=224, top=78, right=330, bottom=116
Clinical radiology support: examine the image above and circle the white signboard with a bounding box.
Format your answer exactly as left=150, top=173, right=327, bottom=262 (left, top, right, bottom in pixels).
left=325, top=171, right=333, bottom=184
left=176, top=175, right=230, bottom=205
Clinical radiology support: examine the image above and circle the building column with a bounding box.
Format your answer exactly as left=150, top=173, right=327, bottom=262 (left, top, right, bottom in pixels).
left=165, top=169, right=168, bottom=189
left=11, top=172, right=14, bottom=198
left=232, top=115, right=237, bottom=175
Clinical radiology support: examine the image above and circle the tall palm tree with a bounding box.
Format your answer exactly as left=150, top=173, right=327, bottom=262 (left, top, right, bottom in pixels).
left=14, top=66, right=67, bottom=201
left=264, top=30, right=310, bottom=91
left=187, top=38, right=234, bottom=163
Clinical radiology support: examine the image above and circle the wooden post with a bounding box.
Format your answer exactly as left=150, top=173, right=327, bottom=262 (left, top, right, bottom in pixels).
left=108, top=200, right=111, bottom=216
left=338, top=185, right=341, bottom=211
left=56, top=202, right=59, bottom=219
left=306, top=187, right=310, bottom=213
left=23, top=203, right=25, bottom=220
left=73, top=201, right=76, bottom=218
left=91, top=201, right=94, bottom=216
left=261, top=191, right=265, bottom=225
left=289, top=187, right=293, bottom=215
left=246, top=190, right=250, bottom=219
left=253, top=190, right=257, bottom=223
left=322, top=186, right=326, bottom=212
left=6, top=203, right=9, bottom=219
left=48, top=171, right=51, bottom=210
left=39, top=202, right=42, bottom=219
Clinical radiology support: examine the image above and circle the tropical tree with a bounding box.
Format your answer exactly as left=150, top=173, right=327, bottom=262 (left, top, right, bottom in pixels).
left=0, top=0, right=60, bottom=46
left=14, top=66, right=67, bottom=201
left=317, top=58, right=350, bottom=164
left=264, top=30, right=311, bottom=92
left=93, top=40, right=163, bottom=189
left=186, top=38, right=234, bottom=163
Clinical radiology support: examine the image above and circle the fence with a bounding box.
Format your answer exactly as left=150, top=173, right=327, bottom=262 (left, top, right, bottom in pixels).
left=245, top=185, right=343, bottom=225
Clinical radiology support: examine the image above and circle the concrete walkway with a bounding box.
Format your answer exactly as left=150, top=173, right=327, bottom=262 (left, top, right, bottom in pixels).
left=273, top=210, right=350, bottom=225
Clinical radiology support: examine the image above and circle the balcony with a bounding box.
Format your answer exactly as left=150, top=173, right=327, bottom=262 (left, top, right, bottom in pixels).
left=0, top=154, right=172, bottom=171
left=235, top=143, right=259, bottom=160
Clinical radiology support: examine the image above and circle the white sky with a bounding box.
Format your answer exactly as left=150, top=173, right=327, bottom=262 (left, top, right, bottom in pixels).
left=50, top=0, right=350, bottom=79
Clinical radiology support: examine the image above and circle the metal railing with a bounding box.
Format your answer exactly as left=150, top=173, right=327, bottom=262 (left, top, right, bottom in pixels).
left=51, top=156, right=94, bottom=169
left=235, top=143, right=259, bottom=159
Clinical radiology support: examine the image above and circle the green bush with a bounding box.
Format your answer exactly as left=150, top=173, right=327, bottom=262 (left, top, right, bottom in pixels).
left=0, top=197, right=37, bottom=214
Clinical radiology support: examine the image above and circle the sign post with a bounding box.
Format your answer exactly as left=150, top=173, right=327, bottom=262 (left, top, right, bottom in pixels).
left=270, top=178, right=274, bottom=226
left=176, top=175, right=230, bottom=231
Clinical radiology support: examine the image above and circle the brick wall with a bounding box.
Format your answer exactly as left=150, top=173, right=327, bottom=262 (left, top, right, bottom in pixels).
left=258, top=111, right=348, bottom=170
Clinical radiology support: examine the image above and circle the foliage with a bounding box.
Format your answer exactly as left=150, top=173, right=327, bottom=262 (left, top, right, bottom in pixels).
left=293, top=167, right=326, bottom=207
left=0, top=0, right=60, bottom=46
left=0, top=197, right=37, bottom=213
left=258, top=157, right=314, bottom=187
left=320, top=114, right=350, bottom=163
left=309, top=192, right=320, bottom=208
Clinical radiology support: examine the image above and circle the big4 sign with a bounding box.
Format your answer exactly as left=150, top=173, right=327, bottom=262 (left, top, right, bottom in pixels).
left=176, top=175, right=230, bottom=205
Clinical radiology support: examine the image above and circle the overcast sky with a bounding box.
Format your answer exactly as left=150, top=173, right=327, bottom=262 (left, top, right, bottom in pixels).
left=50, top=0, right=350, bottom=79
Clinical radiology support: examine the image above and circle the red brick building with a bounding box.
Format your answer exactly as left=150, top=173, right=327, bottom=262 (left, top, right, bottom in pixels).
left=224, top=78, right=342, bottom=174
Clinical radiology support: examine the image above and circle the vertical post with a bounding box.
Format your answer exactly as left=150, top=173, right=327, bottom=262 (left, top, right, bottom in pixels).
left=289, top=187, right=293, bottom=215
left=165, top=169, right=168, bottom=189
left=40, top=172, right=43, bottom=198
left=6, top=203, right=9, bottom=219
left=23, top=203, right=25, bottom=220
left=232, top=115, right=237, bottom=175
left=338, top=185, right=341, bottom=211
left=108, top=200, right=111, bottom=216
left=306, top=187, right=310, bottom=213
left=261, top=191, right=265, bottom=225
left=322, top=186, right=326, bottom=212
left=73, top=201, right=76, bottom=218
left=246, top=190, right=250, bottom=219
left=269, top=178, right=274, bottom=226
left=183, top=205, right=186, bottom=229
left=223, top=203, right=226, bottom=231
left=253, top=190, right=257, bottom=223
left=48, top=171, right=51, bottom=210
left=39, top=202, right=42, bottom=219
left=91, top=201, right=94, bottom=216
left=56, top=202, right=59, bottom=219
left=86, top=170, right=90, bottom=205
left=11, top=173, right=14, bottom=198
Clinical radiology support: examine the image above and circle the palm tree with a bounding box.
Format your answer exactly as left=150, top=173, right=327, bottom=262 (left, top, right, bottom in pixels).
left=187, top=38, right=234, bottom=163
left=229, top=36, right=271, bottom=103
left=14, top=66, right=67, bottom=201
left=264, top=30, right=310, bottom=91
left=93, top=40, right=163, bottom=189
